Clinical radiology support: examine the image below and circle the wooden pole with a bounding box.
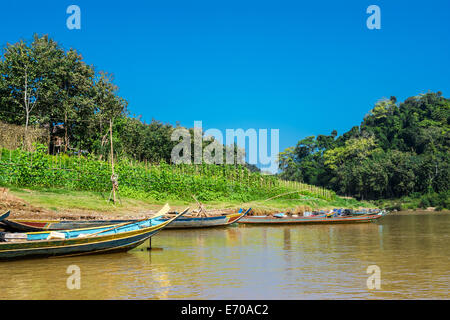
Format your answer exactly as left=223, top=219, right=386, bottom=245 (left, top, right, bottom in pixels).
left=147, top=237, right=152, bottom=251
left=64, top=112, right=68, bottom=153
left=110, top=118, right=116, bottom=203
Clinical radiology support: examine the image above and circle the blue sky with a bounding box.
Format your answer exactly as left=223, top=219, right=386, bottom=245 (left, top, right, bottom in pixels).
left=1, top=0, right=449, bottom=170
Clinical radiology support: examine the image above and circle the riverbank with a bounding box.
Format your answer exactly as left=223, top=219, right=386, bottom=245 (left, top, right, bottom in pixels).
left=372, top=192, right=449, bottom=212
left=387, top=209, right=450, bottom=215
left=1, top=186, right=373, bottom=220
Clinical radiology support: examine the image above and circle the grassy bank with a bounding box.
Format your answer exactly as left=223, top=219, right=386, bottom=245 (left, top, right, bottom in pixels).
left=0, top=146, right=335, bottom=203
left=0, top=146, right=375, bottom=219
left=1, top=186, right=372, bottom=219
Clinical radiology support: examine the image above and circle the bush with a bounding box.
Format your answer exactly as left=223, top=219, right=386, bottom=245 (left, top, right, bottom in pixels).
left=418, top=192, right=449, bottom=209
left=390, top=203, right=402, bottom=211
left=419, top=196, right=431, bottom=208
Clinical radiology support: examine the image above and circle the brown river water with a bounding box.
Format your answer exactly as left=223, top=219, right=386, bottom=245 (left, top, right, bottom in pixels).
left=0, top=212, right=449, bottom=299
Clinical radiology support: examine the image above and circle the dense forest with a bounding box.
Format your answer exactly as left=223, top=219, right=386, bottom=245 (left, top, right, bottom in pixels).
left=279, top=93, right=449, bottom=207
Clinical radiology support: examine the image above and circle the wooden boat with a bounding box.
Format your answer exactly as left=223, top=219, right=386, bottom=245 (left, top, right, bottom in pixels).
left=2, top=208, right=252, bottom=232
left=0, top=205, right=188, bottom=261
left=0, top=211, right=10, bottom=222
left=328, top=208, right=382, bottom=216
left=238, top=210, right=388, bottom=225
left=161, top=208, right=251, bottom=229
left=2, top=218, right=136, bottom=232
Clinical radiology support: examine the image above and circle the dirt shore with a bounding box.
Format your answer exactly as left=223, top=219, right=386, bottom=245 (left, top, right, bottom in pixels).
left=0, top=190, right=239, bottom=220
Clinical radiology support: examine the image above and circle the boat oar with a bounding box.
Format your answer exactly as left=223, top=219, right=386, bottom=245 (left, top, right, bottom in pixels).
left=79, top=204, right=172, bottom=238
left=0, top=211, right=10, bottom=222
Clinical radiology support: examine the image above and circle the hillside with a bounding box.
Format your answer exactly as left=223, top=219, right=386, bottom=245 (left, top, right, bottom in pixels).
left=279, top=92, right=449, bottom=209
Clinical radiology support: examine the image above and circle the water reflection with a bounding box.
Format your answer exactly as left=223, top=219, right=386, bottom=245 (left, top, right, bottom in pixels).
left=0, top=213, right=449, bottom=299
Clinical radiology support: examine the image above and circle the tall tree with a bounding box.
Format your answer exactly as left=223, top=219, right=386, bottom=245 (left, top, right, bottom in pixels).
left=0, top=35, right=63, bottom=149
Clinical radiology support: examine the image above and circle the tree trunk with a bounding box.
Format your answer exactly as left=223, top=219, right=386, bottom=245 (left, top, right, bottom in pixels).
left=64, top=111, right=68, bottom=153
left=110, top=118, right=116, bottom=203
left=24, top=111, right=29, bottom=150
left=23, top=69, right=29, bottom=151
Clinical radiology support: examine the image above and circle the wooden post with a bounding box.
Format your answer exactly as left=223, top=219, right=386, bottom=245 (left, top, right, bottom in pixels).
left=64, top=112, right=68, bottom=153
left=110, top=118, right=116, bottom=203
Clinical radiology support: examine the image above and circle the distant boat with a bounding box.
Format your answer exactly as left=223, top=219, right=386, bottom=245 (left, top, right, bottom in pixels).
left=238, top=210, right=388, bottom=225
left=0, top=205, right=188, bottom=261
left=2, top=209, right=252, bottom=232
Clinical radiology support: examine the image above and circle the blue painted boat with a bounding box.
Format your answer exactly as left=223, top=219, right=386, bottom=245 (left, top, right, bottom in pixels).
left=2, top=218, right=136, bottom=232
left=0, top=205, right=188, bottom=261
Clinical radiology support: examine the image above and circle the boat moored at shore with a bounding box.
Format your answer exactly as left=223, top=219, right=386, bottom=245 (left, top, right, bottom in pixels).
left=0, top=205, right=188, bottom=261
left=238, top=210, right=388, bottom=225
left=1, top=209, right=252, bottom=232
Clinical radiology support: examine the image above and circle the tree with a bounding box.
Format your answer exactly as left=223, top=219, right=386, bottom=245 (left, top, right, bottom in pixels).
left=0, top=35, right=62, bottom=148
left=54, top=48, right=95, bottom=153
left=279, top=92, right=449, bottom=200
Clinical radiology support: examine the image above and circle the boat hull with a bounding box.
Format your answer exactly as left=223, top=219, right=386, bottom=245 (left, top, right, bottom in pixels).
left=0, top=211, right=10, bottom=222
left=0, top=208, right=187, bottom=261
left=0, top=228, right=159, bottom=261
left=161, top=210, right=249, bottom=229
left=238, top=213, right=386, bottom=225
left=2, top=219, right=134, bottom=232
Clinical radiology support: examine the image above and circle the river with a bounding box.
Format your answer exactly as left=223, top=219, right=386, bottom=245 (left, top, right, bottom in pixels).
left=0, top=212, right=449, bottom=299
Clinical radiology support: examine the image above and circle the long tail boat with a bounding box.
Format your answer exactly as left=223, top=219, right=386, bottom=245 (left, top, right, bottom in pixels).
left=2, top=218, right=136, bottom=232
left=2, top=208, right=251, bottom=232
left=237, top=210, right=388, bottom=225
left=162, top=208, right=251, bottom=229
left=0, top=205, right=188, bottom=261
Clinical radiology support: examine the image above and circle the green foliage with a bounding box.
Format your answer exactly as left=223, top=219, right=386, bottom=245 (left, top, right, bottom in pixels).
left=418, top=191, right=450, bottom=209
left=279, top=93, right=450, bottom=200
left=0, top=146, right=334, bottom=203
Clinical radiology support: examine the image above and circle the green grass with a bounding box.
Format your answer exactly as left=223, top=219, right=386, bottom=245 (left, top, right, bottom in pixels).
left=6, top=186, right=373, bottom=217
left=0, top=146, right=335, bottom=203
left=0, top=147, right=374, bottom=216
left=8, top=187, right=161, bottom=214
